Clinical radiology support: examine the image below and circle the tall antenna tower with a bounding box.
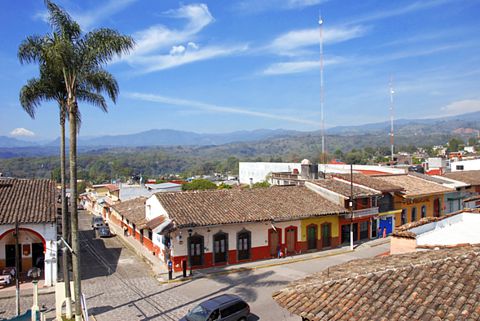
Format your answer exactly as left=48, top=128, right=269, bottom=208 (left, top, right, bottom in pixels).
left=389, top=77, right=395, bottom=164
left=319, top=12, right=325, bottom=170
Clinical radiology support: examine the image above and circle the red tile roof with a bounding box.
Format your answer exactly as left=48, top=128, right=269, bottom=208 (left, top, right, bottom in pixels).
left=0, top=178, right=57, bottom=224
left=155, top=186, right=348, bottom=228
left=273, top=245, right=480, bottom=321
left=111, top=197, right=146, bottom=227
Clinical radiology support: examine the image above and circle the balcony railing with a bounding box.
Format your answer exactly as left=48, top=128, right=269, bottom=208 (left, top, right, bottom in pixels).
left=341, top=207, right=379, bottom=219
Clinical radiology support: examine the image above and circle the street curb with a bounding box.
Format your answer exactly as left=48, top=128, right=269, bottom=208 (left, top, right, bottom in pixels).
left=158, top=248, right=353, bottom=284
left=0, top=287, right=56, bottom=300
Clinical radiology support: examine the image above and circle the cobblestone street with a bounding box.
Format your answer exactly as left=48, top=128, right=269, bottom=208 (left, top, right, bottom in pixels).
left=0, top=210, right=390, bottom=321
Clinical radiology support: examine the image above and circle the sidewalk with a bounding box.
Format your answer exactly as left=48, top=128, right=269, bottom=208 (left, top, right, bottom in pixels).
left=0, top=280, right=55, bottom=299
left=159, top=236, right=391, bottom=283
left=106, top=219, right=169, bottom=276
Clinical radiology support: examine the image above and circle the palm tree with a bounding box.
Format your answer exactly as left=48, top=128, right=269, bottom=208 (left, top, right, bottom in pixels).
left=18, top=2, right=133, bottom=320
left=19, top=64, right=116, bottom=318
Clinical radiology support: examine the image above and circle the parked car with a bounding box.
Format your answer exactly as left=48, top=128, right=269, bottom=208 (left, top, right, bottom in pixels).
left=97, top=225, right=112, bottom=238
left=0, top=267, right=15, bottom=286
left=91, top=216, right=104, bottom=229
left=180, top=294, right=250, bottom=321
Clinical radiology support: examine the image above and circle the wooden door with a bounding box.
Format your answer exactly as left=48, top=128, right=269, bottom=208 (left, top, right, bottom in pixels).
left=321, top=224, right=331, bottom=248
left=269, top=229, right=279, bottom=257
left=5, top=244, right=22, bottom=271
left=237, top=231, right=250, bottom=260
left=286, top=228, right=296, bottom=254
left=307, top=225, right=317, bottom=250
left=189, top=235, right=204, bottom=266
left=213, top=233, right=228, bottom=263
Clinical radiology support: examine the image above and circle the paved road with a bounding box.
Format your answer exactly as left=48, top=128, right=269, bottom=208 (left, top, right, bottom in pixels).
left=0, top=210, right=389, bottom=321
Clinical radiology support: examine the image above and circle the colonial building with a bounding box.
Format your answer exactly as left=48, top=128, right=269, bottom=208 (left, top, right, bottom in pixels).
left=273, top=245, right=480, bottom=321
left=373, top=174, right=453, bottom=226
left=145, top=186, right=347, bottom=272
left=332, top=173, right=404, bottom=236
left=390, top=209, right=480, bottom=254
left=305, top=178, right=381, bottom=243
left=0, top=178, right=57, bottom=286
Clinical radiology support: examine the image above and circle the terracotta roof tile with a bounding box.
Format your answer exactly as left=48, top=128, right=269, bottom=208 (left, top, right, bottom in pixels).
left=111, top=197, right=146, bottom=226
left=273, top=245, right=480, bottom=321
left=309, top=178, right=382, bottom=198
left=444, top=170, right=480, bottom=186
left=0, top=178, right=57, bottom=224
left=332, top=173, right=404, bottom=192
left=373, top=174, right=453, bottom=197
left=155, top=186, right=348, bottom=228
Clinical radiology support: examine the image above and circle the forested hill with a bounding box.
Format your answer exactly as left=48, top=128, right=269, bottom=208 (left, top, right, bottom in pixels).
left=0, top=131, right=457, bottom=182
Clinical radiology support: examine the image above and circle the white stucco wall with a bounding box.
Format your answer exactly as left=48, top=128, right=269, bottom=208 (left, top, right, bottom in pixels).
left=145, top=195, right=168, bottom=221
left=239, top=162, right=406, bottom=184
left=168, top=220, right=301, bottom=257
left=0, top=223, right=57, bottom=286
left=412, top=213, right=480, bottom=246
left=450, top=159, right=480, bottom=172
left=305, top=181, right=345, bottom=206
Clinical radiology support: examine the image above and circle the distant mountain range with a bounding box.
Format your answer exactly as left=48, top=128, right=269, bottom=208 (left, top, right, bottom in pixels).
left=0, top=111, right=479, bottom=158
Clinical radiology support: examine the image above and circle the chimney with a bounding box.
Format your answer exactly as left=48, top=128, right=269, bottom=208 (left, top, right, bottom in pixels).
left=249, top=178, right=253, bottom=189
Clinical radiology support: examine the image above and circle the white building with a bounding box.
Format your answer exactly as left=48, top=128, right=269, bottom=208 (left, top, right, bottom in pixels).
left=391, top=209, right=480, bottom=254
left=450, top=158, right=480, bottom=172
left=239, top=161, right=405, bottom=184
left=0, top=178, right=57, bottom=286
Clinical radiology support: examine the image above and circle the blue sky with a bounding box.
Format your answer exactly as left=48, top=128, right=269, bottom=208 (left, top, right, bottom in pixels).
left=1, top=0, right=480, bottom=140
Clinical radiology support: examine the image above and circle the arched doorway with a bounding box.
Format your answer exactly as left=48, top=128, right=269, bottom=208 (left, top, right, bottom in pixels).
left=213, top=232, right=228, bottom=264
left=285, top=226, right=297, bottom=254
left=188, top=234, right=204, bottom=267
left=269, top=229, right=280, bottom=257
left=0, top=228, right=46, bottom=273
left=321, top=223, right=331, bottom=248
left=306, top=224, right=317, bottom=250
left=237, top=229, right=251, bottom=261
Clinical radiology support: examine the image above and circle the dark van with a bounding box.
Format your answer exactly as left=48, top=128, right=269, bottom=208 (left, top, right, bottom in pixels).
left=180, top=294, right=250, bottom=321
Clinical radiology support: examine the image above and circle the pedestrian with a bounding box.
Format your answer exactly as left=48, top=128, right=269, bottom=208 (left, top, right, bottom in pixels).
left=123, top=225, right=128, bottom=237
left=277, top=244, right=281, bottom=259
left=377, top=226, right=381, bottom=239
left=383, top=227, right=387, bottom=238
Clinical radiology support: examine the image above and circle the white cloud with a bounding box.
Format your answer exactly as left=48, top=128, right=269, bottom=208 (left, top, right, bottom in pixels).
left=128, top=4, right=213, bottom=58
left=73, top=0, right=138, bottom=29
left=188, top=42, right=199, bottom=50
left=134, top=44, right=248, bottom=73
left=125, top=92, right=319, bottom=126
left=10, top=128, right=35, bottom=137
left=441, top=100, right=480, bottom=116
left=262, top=57, right=342, bottom=75
left=34, top=0, right=137, bottom=30
left=268, top=25, right=367, bottom=56
left=347, top=0, right=454, bottom=25
left=169, top=45, right=186, bottom=56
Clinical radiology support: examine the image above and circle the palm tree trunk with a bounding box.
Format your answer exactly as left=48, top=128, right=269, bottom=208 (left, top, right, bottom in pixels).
left=68, top=99, right=82, bottom=321
left=60, top=106, right=72, bottom=319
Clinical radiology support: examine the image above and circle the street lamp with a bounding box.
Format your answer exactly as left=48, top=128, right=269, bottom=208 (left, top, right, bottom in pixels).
left=188, top=229, right=193, bottom=276
left=28, top=267, right=41, bottom=321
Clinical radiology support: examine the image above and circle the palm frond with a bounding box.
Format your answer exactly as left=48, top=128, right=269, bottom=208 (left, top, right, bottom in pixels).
left=81, top=28, right=135, bottom=67
left=18, top=35, right=50, bottom=64
left=77, top=90, right=108, bottom=113
left=19, top=78, right=50, bottom=118
left=44, top=0, right=81, bottom=41
left=82, top=70, right=119, bottom=103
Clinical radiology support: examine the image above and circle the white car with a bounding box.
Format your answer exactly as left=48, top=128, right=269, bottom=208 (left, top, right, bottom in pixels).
left=0, top=268, right=14, bottom=286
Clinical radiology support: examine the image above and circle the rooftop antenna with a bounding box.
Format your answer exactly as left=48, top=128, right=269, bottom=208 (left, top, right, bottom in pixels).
left=319, top=11, right=326, bottom=174
left=389, top=77, right=395, bottom=165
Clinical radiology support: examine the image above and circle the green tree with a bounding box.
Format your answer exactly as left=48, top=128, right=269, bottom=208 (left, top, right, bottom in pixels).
left=17, top=2, right=134, bottom=320
left=468, top=137, right=478, bottom=146
left=182, top=179, right=217, bottom=191
left=448, top=138, right=464, bottom=152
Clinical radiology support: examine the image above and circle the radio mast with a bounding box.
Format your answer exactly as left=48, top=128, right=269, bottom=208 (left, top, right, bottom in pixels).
left=319, top=13, right=325, bottom=171
left=389, top=77, right=395, bottom=164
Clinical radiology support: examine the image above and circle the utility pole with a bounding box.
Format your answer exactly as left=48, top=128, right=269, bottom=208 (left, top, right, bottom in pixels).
left=349, top=164, right=354, bottom=251
left=389, top=77, right=395, bottom=165
left=14, top=217, right=20, bottom=316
